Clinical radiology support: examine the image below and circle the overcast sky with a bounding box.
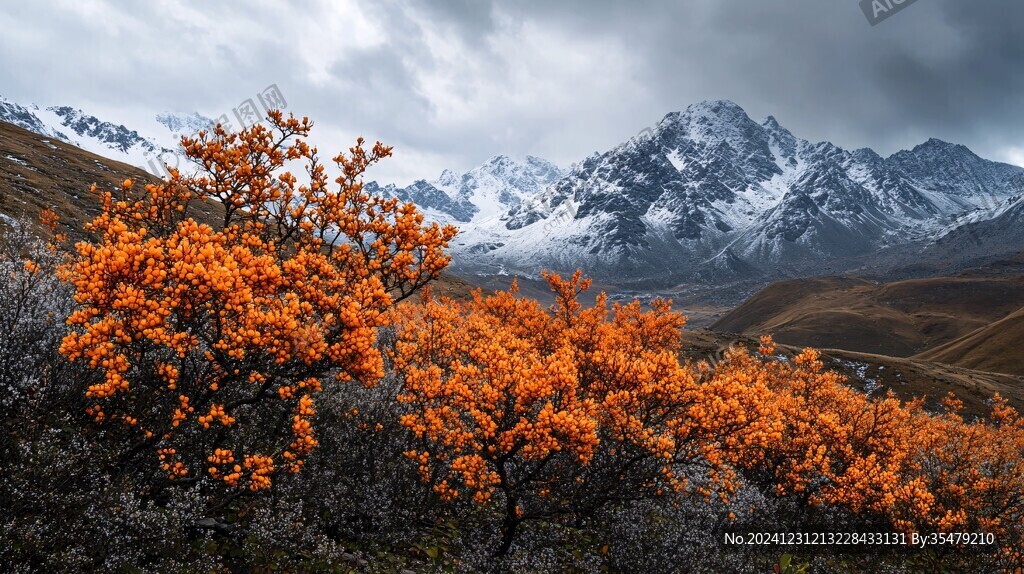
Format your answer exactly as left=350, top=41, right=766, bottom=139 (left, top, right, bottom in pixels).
left=1, top=0, right=1022, bottom=184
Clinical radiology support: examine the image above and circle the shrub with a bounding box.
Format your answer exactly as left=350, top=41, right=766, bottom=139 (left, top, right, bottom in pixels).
left=57, top=112, right=455, bottom=495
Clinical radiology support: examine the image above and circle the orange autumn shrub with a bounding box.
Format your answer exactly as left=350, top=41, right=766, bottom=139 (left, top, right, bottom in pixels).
left=393, top=270, right=1024, bottom=561
left=896, top=395, right=1024, bottom=550
left=734, top=338, right=1024, bottom=566
left=744, top=337, right=918, bottom=515
left=553, top=272, right=778, bottom=498
left=393, top=271, right=776, bottom=553
left=59, top=111, right=456, bottom=491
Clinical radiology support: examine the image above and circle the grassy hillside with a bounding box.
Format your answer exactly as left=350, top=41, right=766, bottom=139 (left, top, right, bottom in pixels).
left=0, top=120, right=224, bottom=238
left=918, top=306, right=1024, bottom=376
left=710, top=274, right=1024, bottom=356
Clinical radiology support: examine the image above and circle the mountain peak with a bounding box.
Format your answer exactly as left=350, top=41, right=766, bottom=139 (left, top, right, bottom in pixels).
left=364, top=154, right=564, bottom=225
left=436, top=168, right=460, bottom=187
left=686, top=99, right=746, bottom=114
left=912, top=137, right=969, bottom=154
left=0, top=96, right=74, bottom=143
left=920, top=137, right=953, bottom=147
left=851, top=147, right=883, bottom=162
left=658, top=99, right=747, bottom=124
left=484, top=154, right=512, bottom=165
left=653, top=99, right=762, bottom=146
left=156, top=111, right=214, bottom=135
left=762, top=115, right=785, bottom=130
left=761, top=114, right=797, bottom=139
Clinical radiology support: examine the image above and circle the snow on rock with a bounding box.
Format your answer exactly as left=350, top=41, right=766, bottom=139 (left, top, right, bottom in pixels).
left=448, top=100, right=1024, bottom=285
left=2, top=94, right=1021, bottom=288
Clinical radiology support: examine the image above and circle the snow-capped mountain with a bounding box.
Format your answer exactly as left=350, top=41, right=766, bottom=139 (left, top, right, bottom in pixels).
left=365, top=155, right=564, bottom=224
left=451, top=100, right=1024, bottom=286
left=364, top=179, right=477, bottom=223
left=0, top=95, right=211, bottom=175
left=911, top=178, right=1024, bottom=269
left=0, top=98, right=75, bottom=143
left=155, top=111, right=215, bottom=137
left=3, top=94, right=1020, bottom=291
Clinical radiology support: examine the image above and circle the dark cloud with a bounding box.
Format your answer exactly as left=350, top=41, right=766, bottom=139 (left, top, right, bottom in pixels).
left=1, top=0, right=1022, bottom=183
left=326, top=44, right=435, bottom=132
left=402, top=0, right=497, bottom=45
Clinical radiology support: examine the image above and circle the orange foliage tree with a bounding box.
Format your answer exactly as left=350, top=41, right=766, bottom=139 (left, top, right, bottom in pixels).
left=393, top=271, right=777, bottom=554
left=739, top=338, right=919, bottom=515
left=393, top=271, right=1024, bottom=561
left=896, top=395, right=1024, bottom=566
left=59, top=111, right=456, bottom=492
left=725, top=339, right=1024, bottom=568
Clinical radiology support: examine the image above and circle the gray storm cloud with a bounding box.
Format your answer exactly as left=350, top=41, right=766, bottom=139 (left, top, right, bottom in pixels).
left=1, top=0, right=1021, bottom=184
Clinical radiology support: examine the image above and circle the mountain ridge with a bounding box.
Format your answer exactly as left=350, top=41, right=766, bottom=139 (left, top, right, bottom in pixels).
left=4, top=95, right=1021, bottom=293
left=449, top=100, right=1023, bottom=289
left=364, top=154, right=564, bottom=225
left=0, top=94, right=214, bottom=176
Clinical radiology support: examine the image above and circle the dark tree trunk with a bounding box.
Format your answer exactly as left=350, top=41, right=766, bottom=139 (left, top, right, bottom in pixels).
left=493, top=461, right=519, bottom=557
left=495, top=496, right=519, bottom=557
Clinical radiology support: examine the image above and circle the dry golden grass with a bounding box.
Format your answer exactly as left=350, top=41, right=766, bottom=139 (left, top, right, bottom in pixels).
left=918, top=306, right=1024, bottom=376
left=711, top=274, right=1024, bottom=356
left=0, top=120, right=225, bottom=240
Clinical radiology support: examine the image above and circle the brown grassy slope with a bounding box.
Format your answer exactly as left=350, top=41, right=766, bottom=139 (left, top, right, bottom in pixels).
left=681, top=328, right=1024, bottom=418
left=916, top=306, right=1024, bottom=376
left=0, top=120, right=225, bottom=238
left=709, top=274, right=1024, bottom=357
left=423, top=272, right=478, bottom=302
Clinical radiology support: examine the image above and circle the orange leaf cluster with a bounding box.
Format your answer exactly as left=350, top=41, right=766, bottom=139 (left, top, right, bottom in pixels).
left=742, top=338, right=1024, bottom=543
left=394, top=271, right=1024, bottom=555
left=394, top=271, right=775, bottom=506
left=59, top=110, right=456, bottom=490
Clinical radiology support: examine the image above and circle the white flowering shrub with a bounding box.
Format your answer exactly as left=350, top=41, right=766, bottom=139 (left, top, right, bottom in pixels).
left=0, top=219, right=73, bottom=408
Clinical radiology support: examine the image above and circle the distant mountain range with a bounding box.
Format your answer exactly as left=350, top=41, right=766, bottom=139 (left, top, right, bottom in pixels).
left=0, top=95, right=209, bottom=175
left=381, top=101, right=1022, bottom=291
left=364, top=155, right=563, bottom=224
left=3, top=96, right=1022, bottom=294
left=445, top=101, right=1023, bottom=288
